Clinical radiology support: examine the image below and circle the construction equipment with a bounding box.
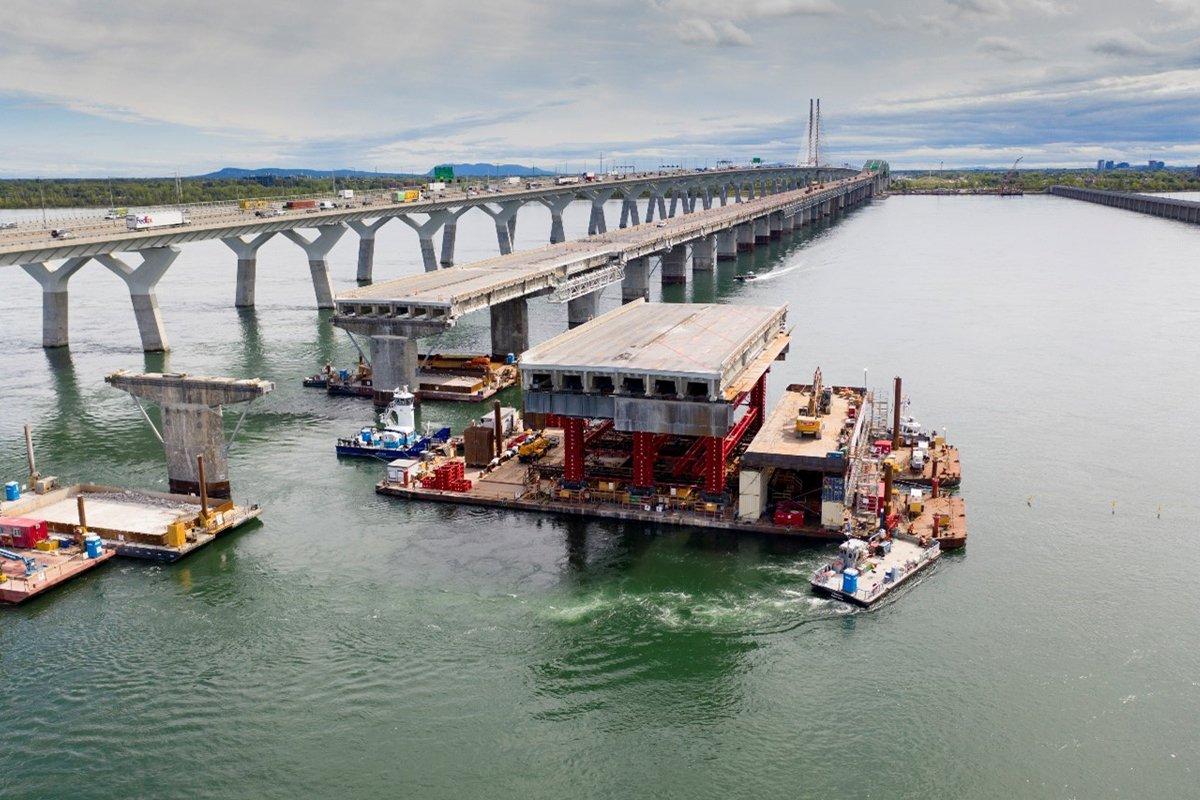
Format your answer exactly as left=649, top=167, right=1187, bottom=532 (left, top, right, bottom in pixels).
left=0, top=548, right=39, bottom=576
left=795, top=367, right=825, bottom=437
left=518, top=433, right=558, bottom=463
left=999, top=156, right=1024, bottom=196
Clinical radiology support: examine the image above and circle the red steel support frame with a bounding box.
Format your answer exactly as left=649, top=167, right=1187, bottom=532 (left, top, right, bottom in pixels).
left=632, top=431, right=658, bottom=489
left=750, top=373, right=766, bottom=435
left=563, top=417, right=586, bottom=483
left=704, top=436, right=725, bottom=495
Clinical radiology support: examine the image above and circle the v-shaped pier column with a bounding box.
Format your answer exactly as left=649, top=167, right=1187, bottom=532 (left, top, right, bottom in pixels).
left=22, top=257, right=91, bottom=348
left=94, top=246, right=180, bottom=352
left=282, top=225, right=347, bottom=307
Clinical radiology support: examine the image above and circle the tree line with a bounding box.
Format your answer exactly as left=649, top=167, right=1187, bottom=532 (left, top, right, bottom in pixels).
left=891, top=169, right=1200, bottom=194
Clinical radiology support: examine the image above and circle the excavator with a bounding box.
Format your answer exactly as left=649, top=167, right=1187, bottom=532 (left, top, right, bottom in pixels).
left=795, top=367, right=825, bottom=438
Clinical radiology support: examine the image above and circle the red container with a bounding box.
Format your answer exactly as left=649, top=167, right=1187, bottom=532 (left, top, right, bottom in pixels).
left=284, top=199, right=317, bottom=209
left=0, top=517, right=48, bottom=549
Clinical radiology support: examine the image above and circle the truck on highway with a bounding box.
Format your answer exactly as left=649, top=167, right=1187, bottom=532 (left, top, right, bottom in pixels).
left=555, top=175, right=580, bottom=185
left=126, top=209, right=188, bottom=231
left=391, top=189, right=422, bottom=203
left=284, top=199, right=318, bottom=210
left=318, top=200, right=336, bottom=210
left=338, top=189, right=355, bottom=200
left=427, top=181, right=447, bottom=193
left=239, top=199, right=269, bottom=211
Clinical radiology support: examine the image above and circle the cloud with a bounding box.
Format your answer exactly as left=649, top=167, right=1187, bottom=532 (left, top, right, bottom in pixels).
left=660, top=0, right=841, bottom=19
left=1090, top=31, right=1167, bottom=58
left=945, top=0, right=1010, bottom=17
left=976, top=35, right=1035, bottom=60
left=676, top=18, right=754, bottom=46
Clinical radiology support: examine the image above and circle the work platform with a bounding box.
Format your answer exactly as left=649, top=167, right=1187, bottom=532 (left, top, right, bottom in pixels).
left=743, top=384, right=866, bottom=474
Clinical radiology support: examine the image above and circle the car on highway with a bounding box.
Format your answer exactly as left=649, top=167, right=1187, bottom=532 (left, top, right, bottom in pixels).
left=0, top=221, right=18, bottom=230
left=50, top=228, right=74, bottom=239
left=254, top=208, right=282, bottom=218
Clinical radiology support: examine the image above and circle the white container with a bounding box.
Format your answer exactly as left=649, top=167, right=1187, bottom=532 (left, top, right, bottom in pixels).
left=126, top=209, right=187, bottom=230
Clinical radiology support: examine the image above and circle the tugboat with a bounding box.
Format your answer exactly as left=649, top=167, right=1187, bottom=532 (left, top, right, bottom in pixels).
left=335, top=387, right=451, bottom=460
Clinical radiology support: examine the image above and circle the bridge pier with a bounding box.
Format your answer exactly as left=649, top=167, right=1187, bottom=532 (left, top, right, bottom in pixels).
left=22, top=257, right=91, bottom=348
left=585, top=189, right=613, bottom=235
left=754, top=216, right=771, bottom=243
left=481, top=201, right=523, bottom=255
left=281, top=225, right=347, bottom=308
left=490, top=298, right=529, bottom=360
left=736, top=223, right=755, bottom=251
left=692, top=234, right=715, bottom=271
left=440, top=209, right=469, bottom=267
left=540, top=194, right=573, bottom=244
left=567, top=289, right=602, bottom=329
left=661, top=244, right=688, bottom=285
left=716, top=228, right=738, bottom=261
left=94, top=247, right=180, bottom=352
left=221, top=232, right=275, bottom=306
left=370, top=334, right=420, bottom=403
left=398, top=212, right=449, bottom=272
left=622, top=257, right=650, bottom=303
left=347, top=219, right=391, bottom=283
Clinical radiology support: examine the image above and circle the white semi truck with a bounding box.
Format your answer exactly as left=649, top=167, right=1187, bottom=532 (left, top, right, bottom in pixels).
left=126, top=209, right=188, bottom=231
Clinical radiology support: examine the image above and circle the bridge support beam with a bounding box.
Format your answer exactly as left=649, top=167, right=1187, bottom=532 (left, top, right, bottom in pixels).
left=692, top=234, right=715, bottom=271
left=737, top=223, right=755, bottom=252
left=440, top=208, right=470, bottom=267
left=282, top=225, right=347, bottom=308
left=622, top=257, right=650, bottom=303
left=94, top=246, right=180, bottom=352
left=567, top=289, right=602, bottom=329
left=221, top=232, right=275, bottom=306
left=370, top=335, right=420, bottom=404
left=22, top=257, right=91, bottom=348
left=490, top=298, right=529, bottom=360
left=716, top=228, right=738, bottom=261
left=661, top=244, right=688, bottom=285
left=347, top=218, right=391, bottom=283
left=585, top=189, right=613, bottom=235
left=540, top=195, right=574, bottom=244
left=397, top=212, right=449, bottom=272
left=769, top=212, right=784, bottom=239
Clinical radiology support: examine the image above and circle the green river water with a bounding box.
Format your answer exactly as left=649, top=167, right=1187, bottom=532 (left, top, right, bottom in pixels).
left=1, top=195, right=1197, bottom=799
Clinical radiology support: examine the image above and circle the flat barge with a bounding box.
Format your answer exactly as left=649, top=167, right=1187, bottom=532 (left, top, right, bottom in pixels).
left=374, top=301, right=968, bottom=606
left=306, top=353, right=519, bottom=404
left=1, top=484, right=261, bottom=563
left=1, top=516, right=115, bottom=604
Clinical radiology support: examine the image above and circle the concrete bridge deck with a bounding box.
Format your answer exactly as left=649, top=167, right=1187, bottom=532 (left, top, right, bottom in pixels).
left=1049, top=185, right=1200, bottom=224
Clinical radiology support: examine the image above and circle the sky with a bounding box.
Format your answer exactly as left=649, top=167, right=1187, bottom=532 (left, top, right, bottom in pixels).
left=1, top=0, right=1199, bottom=176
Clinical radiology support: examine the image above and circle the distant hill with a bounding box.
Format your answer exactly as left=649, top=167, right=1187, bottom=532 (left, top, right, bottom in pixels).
left=428, top=163, right=555, bottom=177
left=196, top=167, right=415, bottom=179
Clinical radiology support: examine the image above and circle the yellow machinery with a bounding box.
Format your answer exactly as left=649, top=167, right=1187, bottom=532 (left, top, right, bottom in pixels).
left=794, top=367, right=825, bottom=437
left=518, top=433, right=557, bottom=463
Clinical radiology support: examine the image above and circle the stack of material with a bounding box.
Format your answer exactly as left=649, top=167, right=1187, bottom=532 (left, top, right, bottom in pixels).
left=463, top=425, right=495, bottom=466
left=423, top=461, right=472, bottom=493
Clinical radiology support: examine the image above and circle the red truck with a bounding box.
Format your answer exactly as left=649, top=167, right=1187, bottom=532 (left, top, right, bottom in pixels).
left=284, top=199, right=318, bottom=210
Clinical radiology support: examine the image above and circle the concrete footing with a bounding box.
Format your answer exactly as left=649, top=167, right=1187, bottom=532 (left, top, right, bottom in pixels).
left=737, top=223, right=755, bottom=252
left=717, top=229, right=738, bottom=261
left=369, top=335, right=419, bottom=403
left=754, top=216, right=771, bottom=243
left=491, top=298, right=529, bottom=359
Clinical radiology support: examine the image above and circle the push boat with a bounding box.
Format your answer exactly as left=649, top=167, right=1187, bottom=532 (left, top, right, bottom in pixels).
left=335, top=387, right=450, bottom=460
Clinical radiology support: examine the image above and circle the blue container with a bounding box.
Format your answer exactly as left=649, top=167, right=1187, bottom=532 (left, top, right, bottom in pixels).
left=84, top=534, right=102, bottom=559
left=505, top=353, right=516, bottom=365
left=842, top=568, right=859, bottom=594
left=880, top=539, right=893, bottom=555
left=339, top=369, right=350, bottom=381
left=4, top=481, right=19, bottom=501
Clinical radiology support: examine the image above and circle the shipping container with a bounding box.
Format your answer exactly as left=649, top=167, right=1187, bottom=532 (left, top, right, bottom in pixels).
left=427, top=181, right=447, bottom=192
left=126, top=209, right=188, bottom=231
left=239, top=199, right=269, bottom=210
left=0, top=517, right=49, bottom=549
left=284, top=199, right=318, bottom=210
left=337, top=189, right=355, bottom=199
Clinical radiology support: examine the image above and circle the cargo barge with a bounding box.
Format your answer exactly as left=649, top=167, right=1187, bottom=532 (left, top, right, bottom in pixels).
left=0, top=515, right=115, bottom=604
left=374, top=301, right=968, bottom=606
left=305, top=353, right=518, bottom=404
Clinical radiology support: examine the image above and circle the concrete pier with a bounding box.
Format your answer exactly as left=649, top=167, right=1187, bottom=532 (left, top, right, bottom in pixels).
left=754, top=216, right=771, bottom=243
left=490, top=298, right=529, bottom=359
left=661, top=244, right=689, bottom=285
left=347, top=218, right=391, bottom=283
left=541, top=195, right=573, bottom=244
left=692, top=235, right=716, bottom=271
left=481, top=201, right=523, bottom=255
left=717, top=229, right=738, bottom=261
left=585, top=189, right=612, bottom=235
left=622, top=256, right=650, bottom=303
left=737, top=223, right=755, bottom=252
left=22, top=257, right=91, bottom=348
left=370, top=335, right=419, bottom=400
left=104, top=370, right=273, bottom=498
left=567, top=289, right=602, bottom=329
left=94, top=247, right=180, bottom=352
left=398, top=212, right=448, bottom=272
left=282, top=225, right=346, bottom=308
left=222, top=232, right=275, bottom=307
left=440, top=209, right=468, bottom=267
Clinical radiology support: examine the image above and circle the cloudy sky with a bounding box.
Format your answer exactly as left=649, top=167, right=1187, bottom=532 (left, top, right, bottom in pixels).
left=1, top=0, right=1198, bottom=176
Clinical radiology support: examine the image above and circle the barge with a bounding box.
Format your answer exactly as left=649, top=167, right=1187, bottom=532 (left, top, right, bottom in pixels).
left=0, top=516, right=115, bottom=604
left=373, top=301, right=968, bottom=606
left=306, top=353, right=519, bottom=404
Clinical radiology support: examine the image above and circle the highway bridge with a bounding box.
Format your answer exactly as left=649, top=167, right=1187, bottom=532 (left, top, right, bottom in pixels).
left=332, top=171, right=887, bottom=400
left=2, top=165, right=869, bottom=352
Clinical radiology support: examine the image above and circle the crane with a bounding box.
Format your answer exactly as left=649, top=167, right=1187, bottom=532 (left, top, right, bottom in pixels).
left=999, top=156, right=1024, bottom=196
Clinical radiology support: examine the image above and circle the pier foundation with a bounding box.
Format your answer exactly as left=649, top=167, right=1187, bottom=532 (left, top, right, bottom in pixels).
left=370, top=335, right=420, bottom=402
left=716, top=228, right=738, bottom=261
left=691, top=235, right=715, bottom=271
left=491, top=298, right=529, bottom=359
left=737, top=223, right=755, bottom=252
left=622, top=257, right=650, bottom=303
left=567, top=289, right=602, bottom=329
left=754, top=216, right=771, bottom=243
left=661, top=244, right=689, bottom=285
left=540, top=195, right=573, bottom=244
